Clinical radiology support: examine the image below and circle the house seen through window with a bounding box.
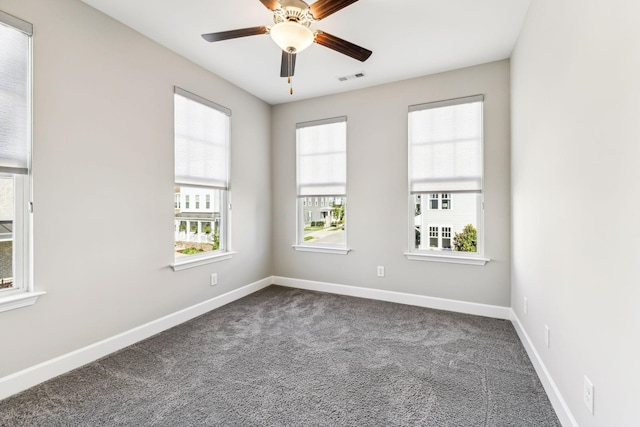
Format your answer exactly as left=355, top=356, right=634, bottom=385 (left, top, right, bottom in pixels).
left=296, top=117, right=347, bottom=249
left=409, top=95, right=484, bottom=255
left=174, top=87, right=230, bottom=259
left=0, top=10, right=35, bottom=308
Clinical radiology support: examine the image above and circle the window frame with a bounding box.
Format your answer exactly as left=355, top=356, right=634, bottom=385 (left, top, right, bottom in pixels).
left=428, top=226, right=439, bottom=248
left=293, top=116, right=350, bottom=255
left=171, top=87, right=235, bottom=271
left=405, top=95, right=489, bottom=266
left=429, top=194, right=439, bottom=210
left=441, top=194, right=451, bottom=210
left=0, top=10, right=44, bottom=313
left=441, top=226, right=452, bottom=249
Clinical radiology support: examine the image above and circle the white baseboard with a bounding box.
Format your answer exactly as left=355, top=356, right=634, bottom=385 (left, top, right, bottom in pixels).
left=510, top=311, right=577, bottom=427
left=0, top=277, right=272, bottom=401
left=272, top=276, right=511, bottom=320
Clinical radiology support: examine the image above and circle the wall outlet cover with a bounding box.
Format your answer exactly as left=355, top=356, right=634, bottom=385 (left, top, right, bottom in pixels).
left=584, top=376, right=594, bottom=414
left=544, top=325, right=550, bottom=348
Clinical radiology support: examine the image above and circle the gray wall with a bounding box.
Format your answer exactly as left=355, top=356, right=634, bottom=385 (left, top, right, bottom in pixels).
left=272, top=61, right=511, bottom=306
left=0, top=0, right=272, bottom=378
left=511, top=0, right=640, bottom=425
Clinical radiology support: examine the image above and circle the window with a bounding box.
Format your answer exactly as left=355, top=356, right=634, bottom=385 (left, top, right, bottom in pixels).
left=174, top=193, right=180, bottom=209
left=295, top=117, right=348, bottom=253
left=442, top=226, right=452, bottom=248
left=429, top=194, right=438, bottom=209
left=173, top=87, right=231, bottom=268
left=441, top=194, right=451, bottom=210
left=428, top=193, right=451, bottom=210
left=0, top=11, right=42, bottom=312
left=407, top=95, right=486, bottom=263
left=425, top=225, right=453, bottom=249
left=429, top=226, right=438, bottom=248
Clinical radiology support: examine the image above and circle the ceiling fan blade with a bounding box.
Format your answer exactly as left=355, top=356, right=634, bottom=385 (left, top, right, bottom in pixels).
left=201, top=26, right=268, bottom=42
left=280, top=50, right=297, bottom=77
left=310, top=0, right=358, bottom=20
left=314, top=31, right=372, bottom=62
left=259, top=0, right=281, bottom=11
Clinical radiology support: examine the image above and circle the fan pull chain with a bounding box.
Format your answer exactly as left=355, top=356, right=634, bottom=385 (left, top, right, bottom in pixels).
left=288, top=50, right=294, bottom=95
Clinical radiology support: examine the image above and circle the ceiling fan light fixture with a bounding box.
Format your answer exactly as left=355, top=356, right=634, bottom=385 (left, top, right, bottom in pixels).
left=270, top=21, right=314, bottom=53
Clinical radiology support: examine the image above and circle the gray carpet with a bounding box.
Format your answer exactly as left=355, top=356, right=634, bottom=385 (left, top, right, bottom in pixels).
left=0, top=285, right=561, bottom=426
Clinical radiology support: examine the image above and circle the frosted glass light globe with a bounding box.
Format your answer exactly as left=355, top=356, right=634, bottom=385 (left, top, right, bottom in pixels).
left=270, top=21, right=314, bottom=53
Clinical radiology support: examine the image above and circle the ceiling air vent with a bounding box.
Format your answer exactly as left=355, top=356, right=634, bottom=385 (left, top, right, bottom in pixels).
left=338, top=72, right=366, bottom=82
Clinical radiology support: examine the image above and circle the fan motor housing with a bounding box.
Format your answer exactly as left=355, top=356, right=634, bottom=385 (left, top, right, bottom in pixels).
left=274, top=0, right=314, bottom=26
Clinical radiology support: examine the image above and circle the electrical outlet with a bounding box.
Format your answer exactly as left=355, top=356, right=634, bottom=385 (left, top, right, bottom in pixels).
left=584, top=376, right=594, bottom=414
left=377, top=266, right=385, bottom=277
left=210, top=273, right=218, bottom=286
left=544, top=325, right=550, bottom=348
left=524, top=297, right=528, bottom=315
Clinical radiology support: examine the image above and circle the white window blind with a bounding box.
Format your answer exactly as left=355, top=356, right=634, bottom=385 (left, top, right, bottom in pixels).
left=174, top=87, right=230, bottom=189
left=296, top=117, right=346, bottom=196
left=0, top=12, right=32, bottom=175
left=408, top=95, right=483, bottom=194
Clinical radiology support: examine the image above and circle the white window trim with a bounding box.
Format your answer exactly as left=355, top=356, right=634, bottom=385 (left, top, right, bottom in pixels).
left=171, top=250, right=237, bottom=271
left=407, top=95, right=486, bottom=266
left=0, top=175, right=42, bottom=312
left=0, top=291, right=46, bottom=313
left=173, top=87, right=233, bottom=268
left=0, top=11, right=44, bottom=313
left=407, top=195, right=488, bottom=265
left=172, top=191, right=233, bottom=270
left=429, top=193, right=439, bottom=210
left=295, top=117, right=348, bottom=252
left=404, top=251, right=489, bottom=266
left=292, top=245, right=351, bottom=255
left=441, top=194, right=451, bottom=210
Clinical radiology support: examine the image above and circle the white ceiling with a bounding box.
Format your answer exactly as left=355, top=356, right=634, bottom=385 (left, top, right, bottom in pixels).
left=80, top=0, right=531, bottom=105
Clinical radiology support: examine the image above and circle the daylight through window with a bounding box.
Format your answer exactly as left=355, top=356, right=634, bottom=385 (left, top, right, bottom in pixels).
left=296, top=117, right=347, bottom=249
left=0, top=11, right=33, bottom=305
left=174, top=87, right=230, bottom=260
left=408, top=95, right=484, bottom=255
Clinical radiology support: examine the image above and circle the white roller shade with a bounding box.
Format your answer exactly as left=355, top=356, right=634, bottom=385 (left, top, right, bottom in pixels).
left=296, top=117, right=346, bottom=196
left=0, top=13, right=32, bottom=175
left=174, top=88, right=230, bottom=189
left=409, top=95, right=483, bottom=194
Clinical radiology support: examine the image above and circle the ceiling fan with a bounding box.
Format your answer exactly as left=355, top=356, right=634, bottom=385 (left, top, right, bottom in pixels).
left=201, top=0, right=373, bottom=94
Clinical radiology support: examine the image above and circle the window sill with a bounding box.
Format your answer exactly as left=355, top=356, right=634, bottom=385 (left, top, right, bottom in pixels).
left=292, top=245, right=351, bottom=255
left=404, top=252, right=490, bottom=266
left=0, top=291, right=46, bottom=314
left=171, top=251, right=237, bottom=271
